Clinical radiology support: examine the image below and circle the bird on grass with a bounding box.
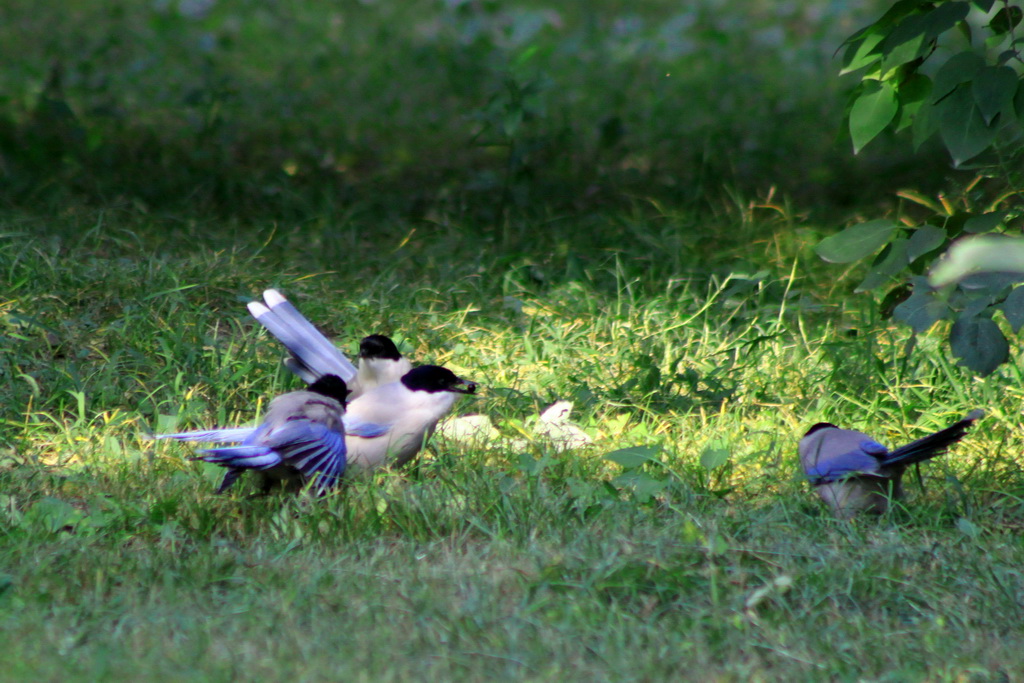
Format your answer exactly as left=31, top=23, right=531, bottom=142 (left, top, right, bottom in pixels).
left=799, top=410, right=984, bottom=519
left=156, top=375, right=380, bottom=495
left=247, top=290, right=411, bottom=399
left=246, top=289, right=477, bottom=472
left=350, top=333, right=414, bottom=397
left=341, top=363, right=477, bottom=470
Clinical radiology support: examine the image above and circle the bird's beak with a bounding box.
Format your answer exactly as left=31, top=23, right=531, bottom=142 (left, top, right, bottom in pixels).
left=454, top=378, right=478, bottom=395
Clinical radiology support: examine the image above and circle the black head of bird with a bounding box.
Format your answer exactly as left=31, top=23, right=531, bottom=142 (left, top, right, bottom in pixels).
left=359, top=334, right=403, bottom=361
left=401, top=365, right=477, bottom=395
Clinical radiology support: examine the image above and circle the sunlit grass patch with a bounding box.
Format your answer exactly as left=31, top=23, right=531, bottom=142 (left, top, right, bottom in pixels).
left=1, top=197, right=1023, bottom=679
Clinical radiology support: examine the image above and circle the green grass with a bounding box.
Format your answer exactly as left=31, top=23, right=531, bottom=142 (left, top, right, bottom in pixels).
left=2, top=198, right=1023, bottom=680
left=3, top=1, right=1024, bottom=679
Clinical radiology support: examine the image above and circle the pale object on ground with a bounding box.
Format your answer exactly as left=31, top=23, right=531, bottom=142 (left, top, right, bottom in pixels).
left=437, top=401, right=594, bottom=452
left=531, top=401, right=594, bottom=452
left=436, top=414, right=502, bottom=445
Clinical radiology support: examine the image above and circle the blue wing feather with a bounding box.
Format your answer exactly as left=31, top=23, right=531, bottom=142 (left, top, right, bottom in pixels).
left=343, top=415, right=391, bottom=438
left=196, top=445, right=282, bottom=469
left=858, top=439, right=889, bottom=455
left=163, top=413, right=347, bottom=494
left=806, top=449, right=884, bottom=482
left=262, top=421, right=348, bottom=490
left=156, top=427, right=259, bottom=443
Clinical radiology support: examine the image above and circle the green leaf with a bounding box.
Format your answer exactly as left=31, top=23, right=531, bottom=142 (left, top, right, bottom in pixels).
left=841, top=0, right=931, bottom=54
left=855, top=271, right=888, bottom=294
left=906, top=225, right=946, bottom=262
left=881, top=31, right=927, bottom=77
left=856, top=237, right=910, bottom=292
left=816, top=219, right=897, bottom=263
left=1001, top=286, right=1024, bottom=333
left=956, top=516, right=982, bottom=539
left=964, top=211, right=1008, bottom=234
left=938, top=85, right=996, bottom=166
left=893, top=282, right=948, bottom=333
left=895, top=74, right=933, bottom=131
left=850, top=81, right=898, bottom=153
left=880, top=2, right=968, bottom=77
left=971, top=66, right=1019, bottom=124
left=972, top=0, right=995, bottom=12
left=699, top=443, right=730, bottom=471
left=912, top=99, right=939, bottom=150
left=518, top=452, right=552, bottom=476
left=630, top=475, right=668, bottom=501
left=932, top=52, right=985, bottom=102
left=1014, top=81, right=1024, bottom=127
left=24, top=497, right=82, bottom=533
left=997, top=49, right=1018, bottom=65
left=918, top=2, right=970, bottom=38
left=990, top=5, right=1023, bottom=34
left=878, top=0, right=937, bottom=27
left=611, top=471, right=667, bottom=503
left=958, top=272, right=1024, bottom=293
left=949, top=314, right=1008, bottom=376
left=840, top=31, right=885, bottom=75
left=605, top=445, right=661, bottom=470
left=881, top=13, right=927, bottom=54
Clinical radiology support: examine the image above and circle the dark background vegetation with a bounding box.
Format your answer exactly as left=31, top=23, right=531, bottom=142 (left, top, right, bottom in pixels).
left=1, top=0, right=938, bottom=221
left=5, top=3, right=1023, bottom=679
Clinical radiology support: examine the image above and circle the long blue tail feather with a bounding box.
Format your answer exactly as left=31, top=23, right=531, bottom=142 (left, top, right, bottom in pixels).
left=882, top=410, right=984, bottom=468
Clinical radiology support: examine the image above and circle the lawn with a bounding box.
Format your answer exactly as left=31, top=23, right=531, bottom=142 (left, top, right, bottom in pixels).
left=2, top=1, right=1024, bottom=680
